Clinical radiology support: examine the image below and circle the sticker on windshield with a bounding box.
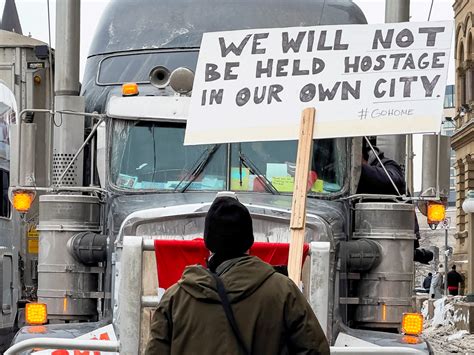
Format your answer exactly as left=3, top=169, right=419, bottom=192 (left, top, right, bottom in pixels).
left=117, top=174, right=137, bottom=188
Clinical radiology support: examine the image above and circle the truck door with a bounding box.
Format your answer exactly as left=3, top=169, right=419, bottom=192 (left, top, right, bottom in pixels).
left=0, top=249, right=13, bottom=318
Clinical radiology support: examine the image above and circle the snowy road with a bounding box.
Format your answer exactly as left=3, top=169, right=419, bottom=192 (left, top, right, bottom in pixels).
left=423, top=325, right=474, bottom=354
left=422, top=297, right=474, bottom=354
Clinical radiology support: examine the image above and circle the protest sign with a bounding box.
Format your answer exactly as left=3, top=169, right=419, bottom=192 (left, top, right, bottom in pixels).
left=184, top=21, right=453, bottom=145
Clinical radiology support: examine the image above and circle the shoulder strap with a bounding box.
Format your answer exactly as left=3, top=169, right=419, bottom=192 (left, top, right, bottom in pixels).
left=210, top=272, right=251, bottom=355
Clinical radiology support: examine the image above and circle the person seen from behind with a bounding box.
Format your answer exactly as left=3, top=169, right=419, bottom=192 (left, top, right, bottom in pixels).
left=145, top=195, right=330, bottom=355
left=423, top=272, right=432, bottom=293
left=447, top=264, right=463, bottom=296
left=430, top=264, right=444, bottom=299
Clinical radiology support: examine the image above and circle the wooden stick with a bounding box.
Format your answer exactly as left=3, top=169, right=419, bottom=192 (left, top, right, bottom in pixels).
left=288, top=108, right=316, bottom=284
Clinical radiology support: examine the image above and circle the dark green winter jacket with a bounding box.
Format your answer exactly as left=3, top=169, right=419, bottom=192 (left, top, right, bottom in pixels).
left=145, top=255, right=329, bottom=354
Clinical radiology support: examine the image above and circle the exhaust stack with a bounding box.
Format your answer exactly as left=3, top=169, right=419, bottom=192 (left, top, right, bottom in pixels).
left=53, top=0, right=84, bottom=187
left=37, top=0, right=102, bottom=322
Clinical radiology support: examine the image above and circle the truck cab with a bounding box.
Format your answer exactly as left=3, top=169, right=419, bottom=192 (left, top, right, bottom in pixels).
left=102, top=90, right=429, bottom=353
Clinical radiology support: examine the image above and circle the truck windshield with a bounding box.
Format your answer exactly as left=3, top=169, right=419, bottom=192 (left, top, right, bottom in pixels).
left=110, top=120, right=346, bottom=194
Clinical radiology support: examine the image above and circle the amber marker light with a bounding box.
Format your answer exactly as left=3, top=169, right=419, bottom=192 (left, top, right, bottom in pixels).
left=401, top=313, right=423, bottom=336
left=122, top=82, right=139, bottom=96
left=25, top=303, right=48, bottom=325
left=427, top=202, right=446, bottom=225
left=12, top=190, right=36, bottom=213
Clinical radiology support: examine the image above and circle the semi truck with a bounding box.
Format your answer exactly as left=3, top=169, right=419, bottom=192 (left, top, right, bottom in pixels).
left=0, top=27, right=53, bottom=352
left=3, top=0, right=448, bottom=353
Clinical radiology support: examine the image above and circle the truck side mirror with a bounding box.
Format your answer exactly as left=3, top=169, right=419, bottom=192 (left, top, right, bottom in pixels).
left=418, top=134, right=451, bottom=229
left=10, top=119, right=37, bottom=188
left=10, top=121, right=37, bottom=214
left=421, top=134, right=451, bottom=198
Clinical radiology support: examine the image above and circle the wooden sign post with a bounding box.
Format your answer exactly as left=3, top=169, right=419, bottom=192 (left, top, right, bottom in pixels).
left=288, top=107, right=316, bottom=284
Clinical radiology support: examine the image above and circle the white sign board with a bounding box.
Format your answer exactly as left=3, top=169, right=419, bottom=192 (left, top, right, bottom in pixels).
left=32, top=324, right=118, bottom=355
left=185, top=21, right=453, bottom=145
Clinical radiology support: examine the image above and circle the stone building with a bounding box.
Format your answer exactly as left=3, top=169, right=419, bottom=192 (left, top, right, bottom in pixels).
left=414, top=96, right=458, bottom=290
left=452, top=0, right=474, bottom=284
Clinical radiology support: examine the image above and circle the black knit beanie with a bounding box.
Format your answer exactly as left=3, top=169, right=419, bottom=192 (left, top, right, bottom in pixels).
left=204, top=197, right=254, bottom=255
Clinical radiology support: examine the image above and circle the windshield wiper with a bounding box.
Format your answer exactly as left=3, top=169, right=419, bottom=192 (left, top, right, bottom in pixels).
left=174, top=144, right=219, bottom=193
left=238, top=147, right=279, bottom=195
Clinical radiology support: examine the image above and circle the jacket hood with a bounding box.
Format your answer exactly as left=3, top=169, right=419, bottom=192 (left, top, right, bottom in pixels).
left=178, top=256, right=275, bottom=303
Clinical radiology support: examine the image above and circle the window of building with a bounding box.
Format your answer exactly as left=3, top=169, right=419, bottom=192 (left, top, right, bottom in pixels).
left=442, top=126, right=455, bottom=136
left=444, top=85, right=455, bottom=108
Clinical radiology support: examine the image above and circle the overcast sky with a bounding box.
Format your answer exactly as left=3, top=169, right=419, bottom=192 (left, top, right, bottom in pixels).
left=4, top=0, right=457, bottom=191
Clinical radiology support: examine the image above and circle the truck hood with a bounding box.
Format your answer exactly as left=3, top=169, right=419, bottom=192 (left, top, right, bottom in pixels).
left=109, top=192, right=347, bottom=245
